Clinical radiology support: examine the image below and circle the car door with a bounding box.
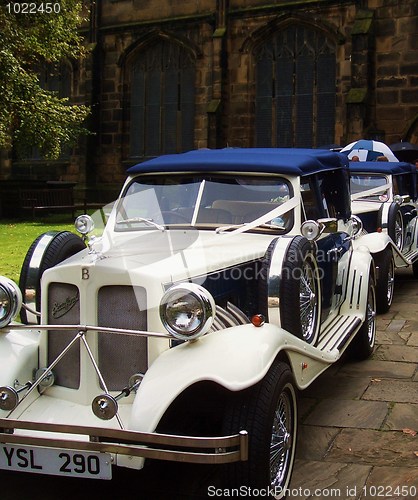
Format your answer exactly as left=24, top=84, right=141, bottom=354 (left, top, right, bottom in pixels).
left=301, top=175, right=351, bottom=321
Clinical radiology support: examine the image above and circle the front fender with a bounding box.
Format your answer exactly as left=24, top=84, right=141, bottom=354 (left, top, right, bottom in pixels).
left=339, top=245, right=374, bottom=319
left=352, top=232, right=392, bottom=254
left=130, top=323, right=336, bottom=434
left=352, top=232, right=409, bottom=267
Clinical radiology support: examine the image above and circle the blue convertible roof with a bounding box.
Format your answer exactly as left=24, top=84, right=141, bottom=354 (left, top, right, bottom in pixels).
left=128, top=148, right=349, bottom=176
left=349, top=161, right=415, bottom=175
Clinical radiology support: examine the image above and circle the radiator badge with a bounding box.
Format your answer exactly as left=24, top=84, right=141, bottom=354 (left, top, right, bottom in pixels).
left=52, top=293, right=79, bottom=319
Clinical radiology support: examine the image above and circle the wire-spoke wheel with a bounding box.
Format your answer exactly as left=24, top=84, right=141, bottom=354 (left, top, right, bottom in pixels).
left=380, top=202, right=404, bottom=251
left=394, top=211, right=404, bottom=250
left=222, top=361, right=297, bottom=498
left=349, top=273, right=376, bottom=360
left=270, top=384, right=295, bottom=490
left=374, top=249, right=395, bottom=313
left=280, top=236, right=321, bottom=345
left=299, top=255, right=320, bottom=342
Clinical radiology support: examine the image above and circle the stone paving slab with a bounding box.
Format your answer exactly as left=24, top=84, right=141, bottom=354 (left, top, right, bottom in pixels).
left=325, top=428, right=418, bottom=467
left=373, top=344, right=418, bottom=362
left=363, top=466, right=418, bottom=499
left=290, top=460, right=371, bottom=499
left=363, top=379, right=418, bottom=403
left=383, top=319, right=406, bottom=333
left=303, top=399, right=388, bottom=429
left=384, top=403, right=418, bottom=431
left=391, top=305, right=418, bottom=318
left=375, top=329, right=411, bottom=344
left=301, top=375, right=371, bottom=400
left=290, top=273, right=418, bottom=497
left=338, top=359, right=416, bottom=379
left=296, top=425, right=340, bottom=460
left=298, top=397, right=318, bottom=420
left=407, top=331, right=418, bottom=346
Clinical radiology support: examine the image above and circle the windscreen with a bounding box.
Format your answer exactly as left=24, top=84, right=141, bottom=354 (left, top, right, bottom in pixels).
left=350, top=174, right=390, bottom=201
left=115, top=174, right=294, bottom=232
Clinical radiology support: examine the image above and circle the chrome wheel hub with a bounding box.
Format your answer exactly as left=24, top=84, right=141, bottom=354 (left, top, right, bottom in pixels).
left=270, top=390, right=294, bottom=489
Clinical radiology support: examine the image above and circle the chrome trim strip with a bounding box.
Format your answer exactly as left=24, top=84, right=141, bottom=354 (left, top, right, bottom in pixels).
left=5, top=323, right=171, bottom=339
left=0, top=419, right=248, bottom=465
left=349, top=269, right=357, bottom=308
left=356, top=273, right=363, bottom=309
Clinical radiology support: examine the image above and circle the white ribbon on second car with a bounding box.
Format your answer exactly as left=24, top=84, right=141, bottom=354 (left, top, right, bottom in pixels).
left=350, top=183, right=392, bottom=201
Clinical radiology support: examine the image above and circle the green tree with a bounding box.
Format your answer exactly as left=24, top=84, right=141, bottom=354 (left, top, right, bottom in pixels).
left=0, top=0, right=90, bottom=159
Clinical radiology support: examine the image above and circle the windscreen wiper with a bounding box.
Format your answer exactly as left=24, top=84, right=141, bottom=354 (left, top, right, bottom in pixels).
left=116, top=217, right=165, bottom=231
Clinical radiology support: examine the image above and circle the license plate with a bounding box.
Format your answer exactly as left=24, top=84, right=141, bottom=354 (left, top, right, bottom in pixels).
left=0, top=444, right=112, bottom=480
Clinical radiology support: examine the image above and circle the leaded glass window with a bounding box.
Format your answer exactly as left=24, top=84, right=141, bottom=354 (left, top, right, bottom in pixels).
left=255, top=25, right=336, bottom=148
left=130, top=40, right=196, bottom=158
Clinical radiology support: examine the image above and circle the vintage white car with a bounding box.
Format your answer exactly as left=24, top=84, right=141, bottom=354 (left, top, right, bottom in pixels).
left=1, top=148, right=378, bottom=497
left=349, top=160, right=418, bottom=312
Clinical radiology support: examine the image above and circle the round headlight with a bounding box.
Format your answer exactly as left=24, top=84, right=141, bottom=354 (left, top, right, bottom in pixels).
left=75, top=214, right=95, bottom=235
left=0, top=277, right=22, bottom=328
left=160, top=284, right=215, bottom=341
left=300, top=220, right=321, bottom=241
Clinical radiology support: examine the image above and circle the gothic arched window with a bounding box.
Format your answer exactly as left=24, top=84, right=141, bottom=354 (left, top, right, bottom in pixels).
left=130, top=40, right=196, bottom=158
left=255, top=25, right=336, bottom=148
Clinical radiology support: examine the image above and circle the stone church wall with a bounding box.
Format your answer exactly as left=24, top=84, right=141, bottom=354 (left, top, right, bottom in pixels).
left=2, top=0, right=418, bottom=207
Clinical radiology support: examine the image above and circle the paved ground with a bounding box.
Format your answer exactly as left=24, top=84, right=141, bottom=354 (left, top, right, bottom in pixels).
left=1, top=270, right=417, bottom=499
left=290, top=268, right=418, bottom=499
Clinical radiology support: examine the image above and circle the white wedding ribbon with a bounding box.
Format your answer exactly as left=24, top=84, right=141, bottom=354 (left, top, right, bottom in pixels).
left=351, top=183, right=391, bottom=201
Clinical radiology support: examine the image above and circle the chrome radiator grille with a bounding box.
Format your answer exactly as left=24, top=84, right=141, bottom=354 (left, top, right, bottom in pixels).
left=47, top=283, right=148, bottom=391
left=48, top=283, right=81, bottom=389
left=98, top=285, right=148, bottom=391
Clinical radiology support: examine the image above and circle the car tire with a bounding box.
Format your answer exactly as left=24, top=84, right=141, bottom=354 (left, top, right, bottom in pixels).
left=379, top=202, right=404, bottom=250
left=349, top=273, right=376, bottom=360
left=19, top=231, right=86, bottom=324
left=222, top=360, right=297, bottom=497
left=374, top=249, right=395, bottom=314
left=280, top=236, right=321, bottom=345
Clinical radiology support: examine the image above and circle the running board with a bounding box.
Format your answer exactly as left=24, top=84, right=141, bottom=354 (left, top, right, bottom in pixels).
left=402, top=248, right=418, bottom=264
left=317, top=315, right=362, bottom=353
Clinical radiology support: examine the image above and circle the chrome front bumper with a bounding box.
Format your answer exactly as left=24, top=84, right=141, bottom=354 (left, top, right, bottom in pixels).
left=0, top=418, right=248, bottom=464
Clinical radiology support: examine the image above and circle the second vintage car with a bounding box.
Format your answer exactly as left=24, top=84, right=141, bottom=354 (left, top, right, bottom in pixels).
left=1, top=148, right=379, bottom=497
left=349, top=160, right=418, bottom=312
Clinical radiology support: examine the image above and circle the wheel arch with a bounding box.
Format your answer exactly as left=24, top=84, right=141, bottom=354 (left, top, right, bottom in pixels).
left=19, top=231, right=86, bottom=324
left=155, top=350, right=294, bottom=437
left=129, top=324, right=334, bottom=434
left=378, top=201, right=404, bottom=249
